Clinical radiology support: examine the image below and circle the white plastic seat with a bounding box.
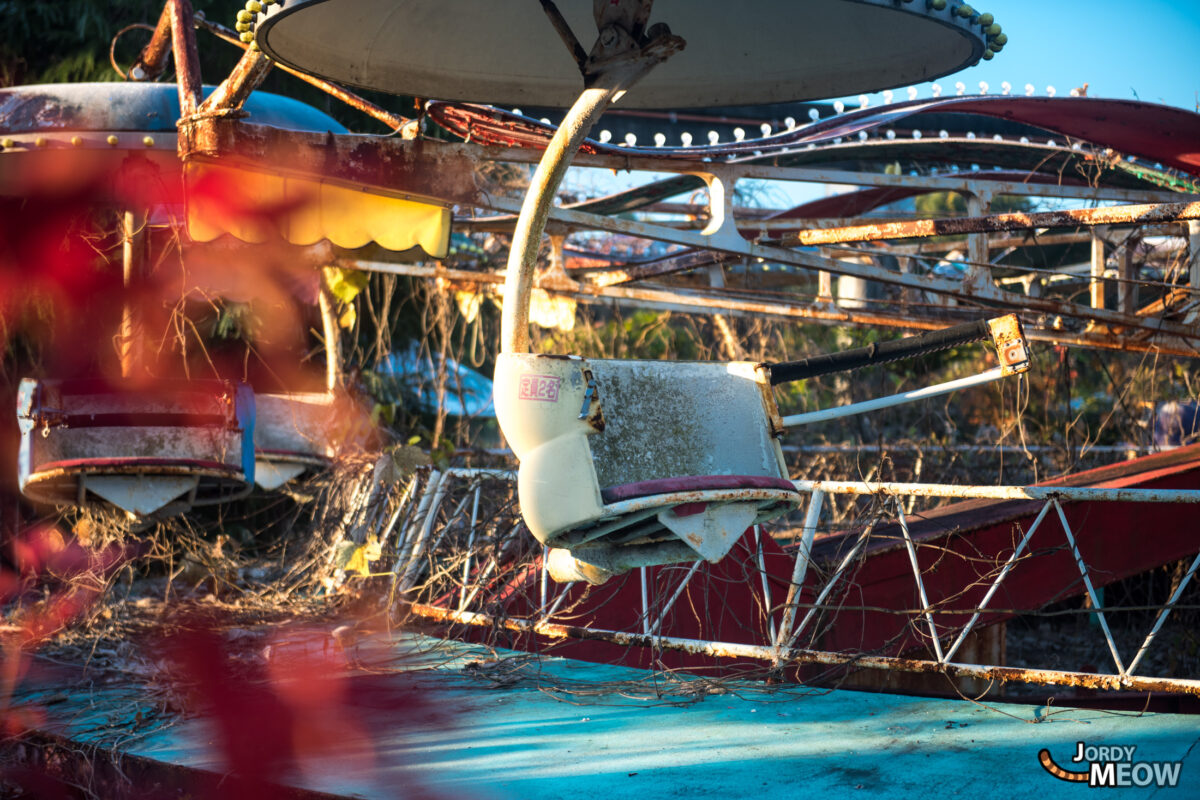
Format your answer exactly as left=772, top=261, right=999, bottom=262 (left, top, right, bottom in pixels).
left=494, top=353, right=800, bottom=575
left=16, top=378, right=254, bottom=516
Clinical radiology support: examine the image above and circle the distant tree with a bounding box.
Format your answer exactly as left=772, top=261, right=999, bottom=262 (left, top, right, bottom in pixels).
left=0, top=2, right=247, bottom=86
left=0, top=0, right=404, bottom=132
left=914, top=190, right=1032, bottom=217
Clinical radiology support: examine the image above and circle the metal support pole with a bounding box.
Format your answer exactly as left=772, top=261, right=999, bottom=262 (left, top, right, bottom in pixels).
left=500, top=28, right=683, bottom=354
left=1189, top=219, right=1200, bottom=289
left=896, top=503, right=944, bottom=662
left=457, top=483, right=483, bottom=611
left=754, top=526, right=776, bottom=642
left=649, top=561, right=701, bottom=636
left=540, top=546, right=549, bottom=611
left=1053, top=500, right=1125, bottom=674
left=1090, top=227, right=1108, bottom=310
left=791, top=479, right=1200, bottom=504
left=409, top=602, right=1200, bottom=696
left=941, top=500, right=1053, bottom=663
left=119, top=208, right=146, bottom=378
left=502, top=80, right=627, bottom=354
left=816, top=259, right=834, bottom=304
left=391, top=470, right=443, bottom=592
left=540, top=581, right=576, bottom=621
left=318, top=281, right=343, bottom=392
left=781, top=367, right=1006, bottom=427
left=784, top=518, right=878, bottom=651
left=195, top=36, right=272, bottom=118
left=1117, top=240, right=1137, bottom=314
left=639, top=567, right=652, bottom=636
left=194, top=14, right=412, bottom=132
left=1124, top=549, right=1200, bottom=676
left=965, top=192, right=990, bottom=286
left=168, top=0, right=202, bottom=118
left=774, top=489, right=824, bottom=650
left=780, top=201, right=1200, bottom=248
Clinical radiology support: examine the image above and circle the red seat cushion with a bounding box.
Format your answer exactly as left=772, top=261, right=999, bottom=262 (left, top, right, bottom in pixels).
left=600, top=474, right=797, bottom=504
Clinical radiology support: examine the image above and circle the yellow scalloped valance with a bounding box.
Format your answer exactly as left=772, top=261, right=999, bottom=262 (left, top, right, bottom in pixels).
left=185, top=162, right=449, bottom=256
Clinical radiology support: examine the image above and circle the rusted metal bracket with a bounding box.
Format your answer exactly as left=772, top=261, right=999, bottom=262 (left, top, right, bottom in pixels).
left=129, top=0, right=202, bottom=118
left=193, top=12, right=413, bottom=133
left=779, top=201, right=1200, bottom=248
left=195, top=41, right=272, bottom=119
left=987, top=313, right=1031, bottom=375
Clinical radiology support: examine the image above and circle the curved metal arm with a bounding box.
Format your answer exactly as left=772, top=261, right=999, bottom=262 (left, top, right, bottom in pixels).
left=500, top=25, right=684, bottom=354
left=500, top=79, right=623, bottom=354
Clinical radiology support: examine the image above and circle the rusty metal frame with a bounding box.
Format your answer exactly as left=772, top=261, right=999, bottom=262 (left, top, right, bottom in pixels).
left=171, top=115, right=1200, bottom=350
left=171, top=114, right=1200, bottom=352
left=115, top=0, right=1198, bottom=355
left=407, top=600, right=1200, bottom=696
left=191, top=12, right=412, bottom=132
left=347, top=261, right=1200, bottom=358
left=387, top=469, right=1200, bottom=696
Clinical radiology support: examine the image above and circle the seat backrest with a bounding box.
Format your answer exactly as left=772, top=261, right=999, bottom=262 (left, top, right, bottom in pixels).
left=585, top=359, right=786, bottom=488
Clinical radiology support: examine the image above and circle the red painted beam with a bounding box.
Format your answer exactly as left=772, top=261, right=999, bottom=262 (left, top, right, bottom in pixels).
left=806, top=444, right=1200, bottom=658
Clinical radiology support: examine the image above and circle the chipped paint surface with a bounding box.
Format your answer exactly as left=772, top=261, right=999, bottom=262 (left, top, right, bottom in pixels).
left=12, top=633, right=1200, bottom=799
left=409, top=603, right=1200, bottom=697
left=584, top=359, right=783, bottom=488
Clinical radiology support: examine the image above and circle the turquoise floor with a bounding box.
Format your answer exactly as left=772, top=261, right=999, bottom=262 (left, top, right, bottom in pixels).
left=15, top=632, right=1200, bottom=798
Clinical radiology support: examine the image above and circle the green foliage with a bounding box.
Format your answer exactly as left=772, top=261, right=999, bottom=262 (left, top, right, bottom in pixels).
left=536, top=309, right=705, bottom=361
left=0, top=1, right=238, bottom=85
left=212, top=301, right=255, bottom=340
left=914, top=191, right=1033, bottom=217
left=0, top=0, right=409, bottom=133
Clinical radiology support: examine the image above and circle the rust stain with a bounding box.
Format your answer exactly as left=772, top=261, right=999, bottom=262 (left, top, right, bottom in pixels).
left=781, top=201, right=1200, bottom=247
left=193, top=14, right=412, bottom=132
left=407, top=602, right=1200, bottom=696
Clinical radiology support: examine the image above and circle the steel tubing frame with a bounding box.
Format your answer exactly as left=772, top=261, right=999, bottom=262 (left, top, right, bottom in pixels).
left=406, top=601, right=1200, bottom=697
left=388, top=469, right=1200, bottom=696
left=346, top=261, right=1200, bottom=359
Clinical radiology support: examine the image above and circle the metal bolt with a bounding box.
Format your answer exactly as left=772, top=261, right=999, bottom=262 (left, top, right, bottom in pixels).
left=107, top=135, right=120, bottom=146
left=143, top=136, right=155, bottom=147
left=70, top=136, right=83, bottom=147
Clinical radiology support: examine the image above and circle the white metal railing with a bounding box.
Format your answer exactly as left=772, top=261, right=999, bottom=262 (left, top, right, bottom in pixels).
left=384, top=468, right=1200, bottom=695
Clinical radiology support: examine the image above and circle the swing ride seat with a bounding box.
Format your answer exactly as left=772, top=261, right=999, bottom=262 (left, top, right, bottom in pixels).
left=494, top=353, right=801, bottom=576
left=17, top=378, right=255, bottom=517
left=253, top=392, right=342, bottom=490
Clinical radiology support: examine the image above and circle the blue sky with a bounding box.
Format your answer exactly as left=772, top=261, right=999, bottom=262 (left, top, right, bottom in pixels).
left=853, top=0, right=1199, bottom=111
left=570, top=1, right=1199, bottom=204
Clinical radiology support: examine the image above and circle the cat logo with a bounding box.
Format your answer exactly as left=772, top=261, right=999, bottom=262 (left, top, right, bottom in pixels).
left=1039, top=742, right=1183, bottom=788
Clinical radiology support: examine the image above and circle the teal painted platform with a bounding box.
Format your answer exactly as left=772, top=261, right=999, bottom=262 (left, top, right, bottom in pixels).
left=12, top=632, right=1199, bottom=798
